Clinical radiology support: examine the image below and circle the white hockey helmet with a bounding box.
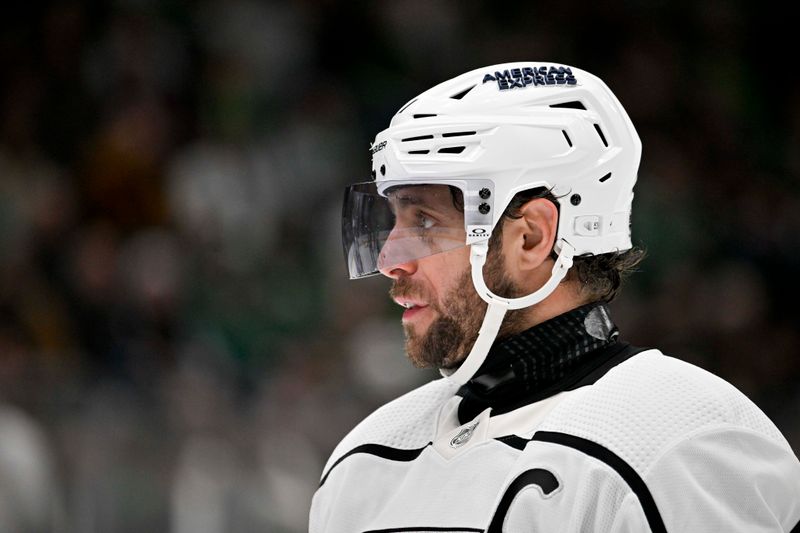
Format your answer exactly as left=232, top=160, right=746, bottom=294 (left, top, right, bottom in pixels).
left=342, top=62, right=641, bottom=383
left=344, top=62, right=641, bottom=279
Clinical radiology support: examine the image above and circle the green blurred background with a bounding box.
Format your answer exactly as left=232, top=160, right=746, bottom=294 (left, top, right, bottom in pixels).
left=0, top=1, right=797, bottom=531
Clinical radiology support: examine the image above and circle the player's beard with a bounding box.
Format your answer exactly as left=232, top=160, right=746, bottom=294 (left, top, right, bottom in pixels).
left=390, top=248, right=527, bottom=370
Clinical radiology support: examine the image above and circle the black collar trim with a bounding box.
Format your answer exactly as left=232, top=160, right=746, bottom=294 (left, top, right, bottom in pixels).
left=456, top=303, right=647, bottom=424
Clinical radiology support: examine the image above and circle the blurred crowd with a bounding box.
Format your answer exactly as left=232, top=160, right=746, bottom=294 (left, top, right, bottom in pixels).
left=0, top=1, right=798, bottom=531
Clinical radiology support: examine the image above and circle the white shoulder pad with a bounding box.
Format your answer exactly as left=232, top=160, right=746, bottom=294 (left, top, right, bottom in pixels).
left=537, top=349, right=790, bottom=474
left=321, top=378, right=460, bottom=479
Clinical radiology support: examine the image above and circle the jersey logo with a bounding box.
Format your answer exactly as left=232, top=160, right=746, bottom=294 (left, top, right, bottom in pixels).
left=482, top=66, right=577, bottom=90
left=450, top=421, right=479, bottom=448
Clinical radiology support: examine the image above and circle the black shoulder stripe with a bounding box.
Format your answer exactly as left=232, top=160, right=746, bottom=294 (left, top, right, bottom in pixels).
left=532, top=431, right=667, bottom=533
left=319, top=442, right=431, bottom=487
left=495, top=435, right=529, bottom=450
left=791, top=517, right=799, bottom=533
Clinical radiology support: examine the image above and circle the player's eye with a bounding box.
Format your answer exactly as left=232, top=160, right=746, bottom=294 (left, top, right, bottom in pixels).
left=419, top=213, right=435, bottom=230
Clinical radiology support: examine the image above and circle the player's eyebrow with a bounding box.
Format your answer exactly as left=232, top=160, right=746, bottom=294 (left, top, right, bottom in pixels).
left=387, top=187, right=459, bottom=221
left=390, top=192, right=425, bottom=206
left=387, top=192, right=423, bottom=215
left=393, top=186, right=453, bottom=205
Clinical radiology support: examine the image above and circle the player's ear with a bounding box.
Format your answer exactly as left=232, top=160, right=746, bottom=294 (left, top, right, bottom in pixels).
left=504, top=198, right=559, bottom=272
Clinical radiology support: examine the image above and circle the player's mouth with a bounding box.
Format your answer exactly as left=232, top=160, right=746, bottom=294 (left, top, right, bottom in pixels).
left=394, top=298, right=430, bottom=322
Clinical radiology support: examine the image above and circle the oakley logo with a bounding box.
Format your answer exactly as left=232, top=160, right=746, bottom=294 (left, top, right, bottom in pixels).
left=467, top=226, right=491, bottom=243
left=467, top=227, right=490, bottom=240
left=482, top=66, right=577, bottom=91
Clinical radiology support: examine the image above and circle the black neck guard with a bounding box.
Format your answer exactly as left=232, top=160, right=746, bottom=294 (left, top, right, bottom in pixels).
left=456, top=302, right=642, bottom=424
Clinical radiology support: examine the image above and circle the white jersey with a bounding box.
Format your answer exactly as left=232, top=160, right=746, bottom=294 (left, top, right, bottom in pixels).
left=310, top=349, right=800, bottom=532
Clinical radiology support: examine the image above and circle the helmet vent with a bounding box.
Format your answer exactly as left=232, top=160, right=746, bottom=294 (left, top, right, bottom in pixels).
left=442, top=131, right=476, bottom=138
left=450, top=85, right=477, bottom=100
left=562, top=130, right=573, bottom=147
left=594, top=124, right=609, bottom=147
left=438, top=146, right=466, bottom=154
left=599, top=172, right=612, bottom=183
left=550, top=101, right=587, bottom=110
left=408, top=150, right=430, bottom=155
left=413, top=113, right=438, bottom=119
left=398, top=98, right=418, bottom=114
left=402, top=134, right=434, bottom=142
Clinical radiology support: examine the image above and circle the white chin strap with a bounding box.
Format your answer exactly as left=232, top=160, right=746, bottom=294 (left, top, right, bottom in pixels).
left=440, top=239, right=576, bottom=386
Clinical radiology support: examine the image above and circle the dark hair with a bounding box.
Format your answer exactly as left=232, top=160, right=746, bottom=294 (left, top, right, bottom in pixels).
left=491, top=187, right=645, bottom=303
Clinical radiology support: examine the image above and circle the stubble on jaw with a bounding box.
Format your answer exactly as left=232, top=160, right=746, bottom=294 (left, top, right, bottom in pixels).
left=397, top=268, right=485, bottom=369
left=390, top=249, right=527, bottom=370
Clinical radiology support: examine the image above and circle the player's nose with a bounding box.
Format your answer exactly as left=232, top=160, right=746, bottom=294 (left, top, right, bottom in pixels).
left=377, top=229, right=418, bottom=279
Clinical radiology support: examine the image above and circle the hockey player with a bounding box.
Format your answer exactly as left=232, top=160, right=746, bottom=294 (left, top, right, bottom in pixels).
left=310, top=63, right=800, bottom=532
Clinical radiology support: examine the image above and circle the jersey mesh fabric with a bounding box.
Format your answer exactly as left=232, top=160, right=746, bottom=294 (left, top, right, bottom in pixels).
left=537, top=350, right=789, bottom=474
left=646, top=426, right=800, bottom=530
left=359, top=443, right=520, bottom=529
left=321, top=378, right=460, bottom=477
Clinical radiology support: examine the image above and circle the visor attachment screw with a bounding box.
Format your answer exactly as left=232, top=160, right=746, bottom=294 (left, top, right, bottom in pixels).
left=479, top=188, right=491, bottom=199
left=478, top=203, right=491, bottom=215
left=570, top=194, right=582, bottom=206
left=380, top=164, right=386, bottom=176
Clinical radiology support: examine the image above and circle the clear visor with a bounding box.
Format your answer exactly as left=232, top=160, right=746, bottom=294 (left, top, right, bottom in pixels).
left=343, top=182, right=480, bottom=279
